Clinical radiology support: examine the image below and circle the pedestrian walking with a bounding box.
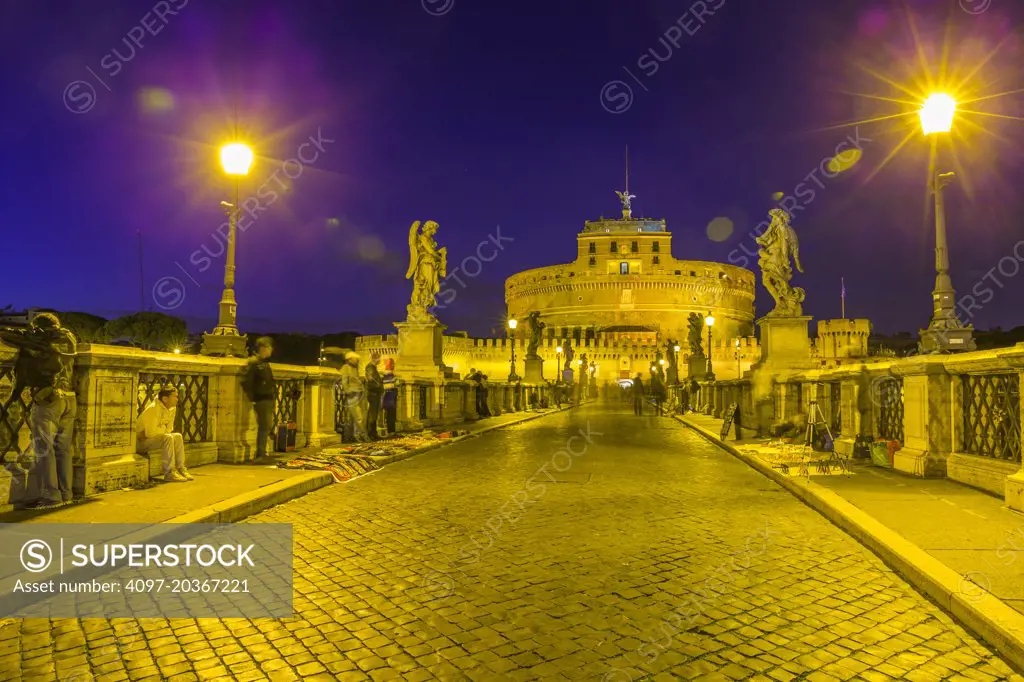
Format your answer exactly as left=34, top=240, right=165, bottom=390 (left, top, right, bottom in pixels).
left=0, top=313, right=78, bottom=509
left=138, top=385, right=194, bottom=482
left=632, top=373, right=645, bottom=416
left=651, top=371, right=667, bottom=417
left=381, top=358, right=399, bottom=436
left=365, top=352, right=384, bottom=441
left=243, top=336, right=276, bottom=463
left=340, top=351, right=368, bottom=442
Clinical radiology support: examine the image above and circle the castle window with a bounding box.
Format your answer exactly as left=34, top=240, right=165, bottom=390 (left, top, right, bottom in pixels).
left=690, top=270, right=696, bottom=276
left=588, top=242, right=596, bottom=254
left=674, top=270, right=681, bottom=275
left=620, top=262, right=629, bottom=275
left=610, top=242, right=618, bottom=253
left=653, top=255, right=660, bottom=265
left=588, top=256, right=596, bottom=266
left=631, top=241, right=639, bottom=253
left=652, top=241, right=660, bottom=253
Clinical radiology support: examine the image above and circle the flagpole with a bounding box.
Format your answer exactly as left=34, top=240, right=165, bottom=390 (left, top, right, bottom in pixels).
left=841, top=277, right=846, bottom=319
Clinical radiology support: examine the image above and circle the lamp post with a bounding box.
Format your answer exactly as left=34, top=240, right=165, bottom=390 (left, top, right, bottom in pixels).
left=201, top=142, right=254, bottom=357
left=918, top=94, right=976, bottom=352
left=508, top=318, right=520, bottom=382
left=734, top=338, right=741, bottom=379
left=704, top=313, right=716, bottom=381
left=555, top=346, right=563, bottom=382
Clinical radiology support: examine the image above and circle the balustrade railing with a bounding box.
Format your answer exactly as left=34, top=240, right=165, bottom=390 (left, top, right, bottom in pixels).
left=960, top=373, right=1021, bottom=463
left=275, top=379, right=302, bottom=424
left=877, top=377, right=904, bottom=443
left=137, top=372, right=211, bottom=444
left=827, top=381, right=842, bottom=436
left=0, top=362, right=30, bottom=459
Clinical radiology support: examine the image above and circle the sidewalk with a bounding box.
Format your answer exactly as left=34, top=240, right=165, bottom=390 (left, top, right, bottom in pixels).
left=1, top=404, right=574, bottom=526
left=679, top=411, right=1024, bottom=671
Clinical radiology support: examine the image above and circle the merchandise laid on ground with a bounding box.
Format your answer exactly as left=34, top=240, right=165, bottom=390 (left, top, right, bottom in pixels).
left=735, top=440, right=854, bottom=477
left=276, top=429, right=470, bottom=482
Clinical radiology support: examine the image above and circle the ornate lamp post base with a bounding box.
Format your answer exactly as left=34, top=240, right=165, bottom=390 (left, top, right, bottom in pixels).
left=200, top=328, right=248, bottom=357
left=919, top=323, right=976, bottom=354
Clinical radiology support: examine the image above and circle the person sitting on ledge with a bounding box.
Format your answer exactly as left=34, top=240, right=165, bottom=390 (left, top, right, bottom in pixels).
left=137, top=385, right=194, bottom=483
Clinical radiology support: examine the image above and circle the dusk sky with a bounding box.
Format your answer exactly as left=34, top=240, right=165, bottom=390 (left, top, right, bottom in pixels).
left=1, top=0, right=1022, bottom=337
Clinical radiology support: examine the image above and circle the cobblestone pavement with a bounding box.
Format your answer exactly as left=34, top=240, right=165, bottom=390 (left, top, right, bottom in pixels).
left=3, top=403, right=1022, bottom=681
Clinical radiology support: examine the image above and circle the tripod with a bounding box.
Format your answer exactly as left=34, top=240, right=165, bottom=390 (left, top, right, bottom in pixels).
left=799, top=398, right=847, bottom=477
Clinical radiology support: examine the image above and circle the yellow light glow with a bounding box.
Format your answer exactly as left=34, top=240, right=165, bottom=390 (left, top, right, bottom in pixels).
left=705, top=315, right=715, bottom=327
left=673, top=345, right=681, bottom=352
left=556, top=346, right=562, bottom=353
left=173, top=348, right=181, bottom=354
left=658, top=359, right=665, bottom=365
left=508, top=319, right=518, bottom=330
left=919, top=94, right=956, bottom=135
left=220, top=143, right=254, bottom=175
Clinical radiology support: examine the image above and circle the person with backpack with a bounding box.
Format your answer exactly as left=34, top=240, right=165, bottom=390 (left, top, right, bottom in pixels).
left=0, top=313, right=78, bottom=509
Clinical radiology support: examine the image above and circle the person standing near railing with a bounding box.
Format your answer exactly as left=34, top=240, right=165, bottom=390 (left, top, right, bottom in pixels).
left=0, top=312, right=78, bottom=509
left=243, top=337, right=276, bottom=463
left=365, top=352, right=384, bottom=441
left=381, top=358, right=399, bottom=436
left=340, top=351, right=368, bottom=442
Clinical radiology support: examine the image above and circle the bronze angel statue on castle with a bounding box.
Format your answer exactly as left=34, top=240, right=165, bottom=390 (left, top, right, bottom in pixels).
left=405, top=220, right=447, bottom=322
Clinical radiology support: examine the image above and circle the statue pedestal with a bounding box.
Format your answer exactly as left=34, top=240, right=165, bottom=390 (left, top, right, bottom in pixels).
left=561, top=368, right=574, bottom=385
left=755, top=315, right=814, bottom=371
left=394, top=319, right=452, bottom=380
left=525, top=357, right=544, bottom=383
left=687, top=355, right=707, bottom=380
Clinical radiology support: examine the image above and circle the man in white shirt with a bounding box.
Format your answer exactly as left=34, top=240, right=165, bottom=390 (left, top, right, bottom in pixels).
left=137, top=386, right=193, bottom=483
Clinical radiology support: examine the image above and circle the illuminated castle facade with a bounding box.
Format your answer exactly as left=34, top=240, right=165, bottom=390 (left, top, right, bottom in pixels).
left=504, top=195, right=756, bottom=347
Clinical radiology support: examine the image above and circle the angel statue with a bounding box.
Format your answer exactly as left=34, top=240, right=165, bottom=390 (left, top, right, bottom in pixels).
left=615, top=190, right=636, bottom=213
left=525, top=311, right=545, bottom=359
left=756, top=208, right=805, bottom=317
left=687, top=313, right=705, bottom=357
left=405, top=220, right=448, bottom=322
left=562, top=341, right=574, bottom=371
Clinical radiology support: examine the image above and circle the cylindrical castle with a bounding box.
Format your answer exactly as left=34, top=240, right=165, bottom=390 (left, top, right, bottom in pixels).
left=505, top=206, right=756, bottom=344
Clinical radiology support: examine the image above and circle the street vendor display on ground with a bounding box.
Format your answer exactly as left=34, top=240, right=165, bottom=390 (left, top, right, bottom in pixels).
left=735, top=440, right=852, bottom=478
left=276, top=429, right=469, bottom=482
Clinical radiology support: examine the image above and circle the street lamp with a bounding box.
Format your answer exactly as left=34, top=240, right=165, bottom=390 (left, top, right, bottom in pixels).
left=508, top=318, right=520, bottom=382
left=734, top=338, right=741, bottom=378
left=555, top=346, right=563, bottom=382
left=201, top=142, right=254, bottom=357
left=704, top=314, right=716, bottom=380
left=917, top=95, right=975, bottom=352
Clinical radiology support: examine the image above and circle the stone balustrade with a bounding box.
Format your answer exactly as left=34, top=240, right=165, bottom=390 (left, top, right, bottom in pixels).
left=0, top=343, right=555, bottom=510
left=703, top=343, right=1024, bottom=510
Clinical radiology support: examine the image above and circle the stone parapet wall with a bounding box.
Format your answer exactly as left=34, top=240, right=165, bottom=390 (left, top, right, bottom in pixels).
left=708, top=342, right=1024, bottom=508
left=0, top=341, right=559, bottom=509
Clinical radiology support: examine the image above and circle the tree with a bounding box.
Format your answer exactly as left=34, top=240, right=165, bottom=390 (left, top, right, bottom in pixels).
left=59, top=312, right=110, bottom=343
left=103, top=312, right=188, bottom=351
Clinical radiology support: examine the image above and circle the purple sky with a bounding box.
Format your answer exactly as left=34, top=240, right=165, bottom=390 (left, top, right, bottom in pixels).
left=1, top=0, right=1022, bottom=337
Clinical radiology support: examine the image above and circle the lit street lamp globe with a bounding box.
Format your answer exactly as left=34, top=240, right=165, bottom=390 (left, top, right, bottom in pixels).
left=920, top=94, right=956, bottom=135
left=220, top=143, right=254, bottom=176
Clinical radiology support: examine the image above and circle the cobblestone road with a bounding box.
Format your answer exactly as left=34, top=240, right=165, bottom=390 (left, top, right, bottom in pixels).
left=3, top=403, right=1022, bottom=681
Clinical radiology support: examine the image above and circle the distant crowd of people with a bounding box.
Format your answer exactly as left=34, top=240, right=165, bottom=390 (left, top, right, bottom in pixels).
left=628, top=374, right=702, bottom=417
